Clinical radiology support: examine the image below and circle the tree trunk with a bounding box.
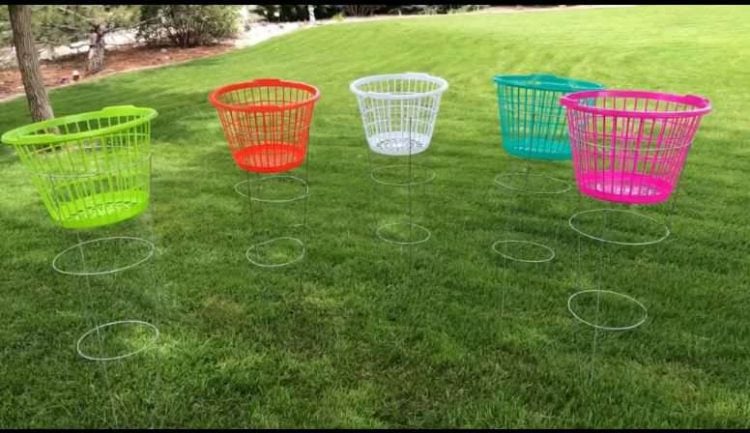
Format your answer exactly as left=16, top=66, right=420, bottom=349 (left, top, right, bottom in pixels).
left=8, top=5, right=54, bottom=122
left=87, top=24, right=106, bottom=74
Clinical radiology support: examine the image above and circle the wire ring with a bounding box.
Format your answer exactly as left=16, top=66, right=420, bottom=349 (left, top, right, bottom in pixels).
left=234, top=175, right=309, bottom=203
left=245, top=236, right=305, bottom=268
left=370, top=164, right=436, bottom=187
left=376, top=222, right=431, bottom=246
left=568, top=208, right=670, bottom=246
left=52, top=236, right=155, bottom=276
left=76, top=320, right=159, bottom=362
left=494, top=173, right=571, bottom=195
left=491, top=239, right=555, bottom=263
left=567, top=289, right=648, bottom=331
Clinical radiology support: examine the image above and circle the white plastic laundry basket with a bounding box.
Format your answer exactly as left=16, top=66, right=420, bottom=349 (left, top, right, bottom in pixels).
left=350, top=73, right=448, bottom=156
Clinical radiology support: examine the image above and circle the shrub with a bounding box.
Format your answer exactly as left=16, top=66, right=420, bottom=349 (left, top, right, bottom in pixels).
left=137, top=5, right=239, bottom=48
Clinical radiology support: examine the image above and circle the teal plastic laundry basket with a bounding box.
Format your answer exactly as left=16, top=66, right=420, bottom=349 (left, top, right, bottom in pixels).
left=493, top=73, right=604, bottom=160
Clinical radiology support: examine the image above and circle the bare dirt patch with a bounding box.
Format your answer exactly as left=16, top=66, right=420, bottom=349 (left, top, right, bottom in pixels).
left=0, top=43, right=234, bottom=101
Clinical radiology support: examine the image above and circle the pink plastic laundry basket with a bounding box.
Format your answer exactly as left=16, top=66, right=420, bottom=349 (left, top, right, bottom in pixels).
left=560, top=90, right=711, bottom=205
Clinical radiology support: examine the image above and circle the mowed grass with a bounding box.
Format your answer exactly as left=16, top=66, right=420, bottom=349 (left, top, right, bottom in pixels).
left=1, top=5, right=749, bottom=428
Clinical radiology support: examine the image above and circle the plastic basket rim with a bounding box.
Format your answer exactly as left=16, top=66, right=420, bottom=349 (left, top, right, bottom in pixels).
left=493, top=73, right=604, bottom=92
left=208, top=78, right=321, bottom=113
left=560, top=89, right=712, bottom=119
left=349, top=72, right=449, bottom=100
left=1, top=105, right=158, bottom=147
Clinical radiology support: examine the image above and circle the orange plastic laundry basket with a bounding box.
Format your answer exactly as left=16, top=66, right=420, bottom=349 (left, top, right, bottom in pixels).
left=209, top=78, right=320, bottom=174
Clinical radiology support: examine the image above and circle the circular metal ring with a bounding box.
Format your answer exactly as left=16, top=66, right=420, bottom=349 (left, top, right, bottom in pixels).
left=491, top=239, right=555, bottom=263
left=370, top=164, right=436, bottom=187
left=568, top=208, right=670, bottom=246
left=234, top=175, right=309, bottom=203
left=567, top=289, right=648, bottom=332
left=76, top=320, right=159, bottom=362
left=494, top=172, right=571, bottom=195
left=245, top=236, right=305, bottom=268
left=52, top=236, right=155, bottom=276
left=376, top=222, right=431, bottom=246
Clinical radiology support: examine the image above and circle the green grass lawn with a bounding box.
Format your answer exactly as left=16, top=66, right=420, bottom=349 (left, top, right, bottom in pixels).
left=1, top=5, right=749, bottom=428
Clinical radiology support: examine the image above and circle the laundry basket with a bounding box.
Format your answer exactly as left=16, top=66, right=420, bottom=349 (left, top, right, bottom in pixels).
left=209, top=78, right=320, bottom=173
left=561, top=89, right=711, bottom=205
left=494, top=73, right=604, bottom=160
left=350, top=73, right=448, bottom=156
left=2, top=105, right=158, bottom=229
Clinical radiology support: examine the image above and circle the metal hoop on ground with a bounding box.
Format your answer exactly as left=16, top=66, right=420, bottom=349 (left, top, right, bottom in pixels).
left=52, top=236, right=155, bottom=276
left=233, top=175, right=310, bottom=203
left=245, top=236, right=306, bottom=268
left=491, top=239, right=555, bottom=263
left=376, top=222, right=431, bottom=246
left=76, top=320, right=160, bottom=362
left=494, top=172, right=571, bottom=195
left=567, top=289, right=648, bottom=331
left=568, top=208, right=670, bottom=246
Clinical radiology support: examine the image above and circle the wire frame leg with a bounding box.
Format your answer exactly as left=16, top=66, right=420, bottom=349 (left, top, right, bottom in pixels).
left=53, top=233, right=160, bottom=362
left=491, top=161, right=561, bottom=316
left=246, top=170, right=254, bottom=230
left=236, top=168, right=310, bottom=269
left=366, top=117, right=434, bottom=331
left=76, top=231, right=119, bottom=426
left=301, top=148, right=311, bottom=231
left=55, top=229, right=160, bottom=426
left=372, top=118, right=433, bottom=248
left=567, top=203, right=662, bottom=382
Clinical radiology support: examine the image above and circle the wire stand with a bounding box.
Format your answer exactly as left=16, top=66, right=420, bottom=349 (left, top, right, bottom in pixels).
left=52, top=229, right=160, bottom=427
left=234, top=154, right=311, bottom=268
left=52, top=234, right=160, bottom=361
left=567, top=205, right=669, bottom=382
left=370, top=118, right=433, bottom=248
left=365, top=117, right=435, bottom=332
left=351, top=74, right=446, bottom=315
left=370, top=160, right=434, bottom=247
left=491, top=160, right=570, bottom=315
left=367, top=116, right=435, bottom=304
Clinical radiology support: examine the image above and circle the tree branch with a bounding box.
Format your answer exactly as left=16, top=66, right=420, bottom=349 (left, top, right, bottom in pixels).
left=107, top=16, right=161, bottom=35
left=55, top=5, right=95, bottom=24
left=38, top=14, right=161, bottom=42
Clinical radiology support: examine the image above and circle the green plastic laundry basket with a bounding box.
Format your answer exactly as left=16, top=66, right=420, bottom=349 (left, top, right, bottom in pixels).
left=493, top=73, right=604, bottom=160
left=2, top=105, right=158, bottom=229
